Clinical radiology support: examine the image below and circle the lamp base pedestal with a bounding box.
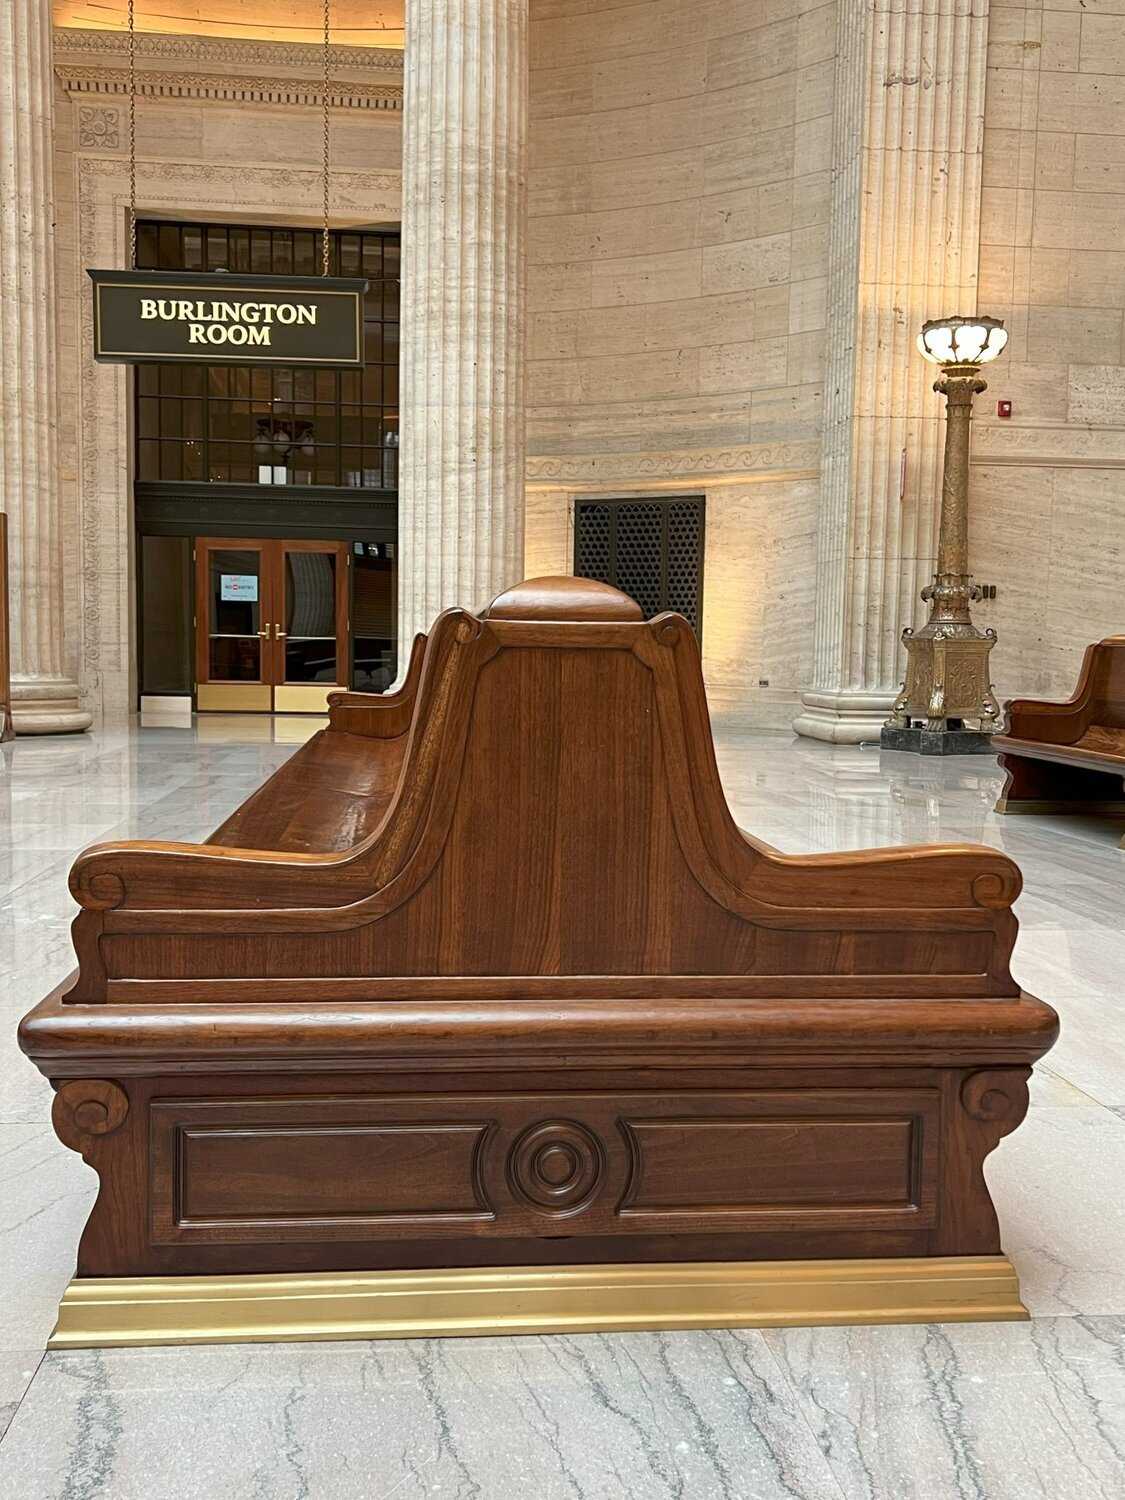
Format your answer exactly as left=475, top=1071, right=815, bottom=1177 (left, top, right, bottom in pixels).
left=884, top=594, right=1001, bottom=754
left=880, top=724, right=994, bottom=756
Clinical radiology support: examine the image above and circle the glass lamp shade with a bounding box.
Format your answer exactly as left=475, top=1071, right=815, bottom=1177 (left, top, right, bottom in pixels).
left=916, top=316, right=1008, bottom=366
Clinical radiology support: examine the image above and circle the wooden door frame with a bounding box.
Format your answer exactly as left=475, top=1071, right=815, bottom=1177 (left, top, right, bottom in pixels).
left=194, top=537, right=350, bottom=713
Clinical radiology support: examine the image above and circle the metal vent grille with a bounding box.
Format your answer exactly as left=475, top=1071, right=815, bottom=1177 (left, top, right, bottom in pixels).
left=573, top=503, right=613, bottom=585
left=573, top=496, right=705, bottom=634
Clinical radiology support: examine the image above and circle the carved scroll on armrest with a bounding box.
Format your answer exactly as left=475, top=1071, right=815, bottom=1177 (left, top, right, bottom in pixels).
left=745, top=840, right=1023, bottom=914
left=327, top=633, right=426, bottom=739
left=68, top=839, right=369, bottom=915
left=720, top=831, right=1023, bottom=993
left=64, top=836, right=386, bottom=1002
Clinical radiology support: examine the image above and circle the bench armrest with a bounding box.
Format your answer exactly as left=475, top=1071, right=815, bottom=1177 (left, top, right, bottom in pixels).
left=1003, top=640, right=1109, bottom=741
left=326, top=633, right=426, bottom=739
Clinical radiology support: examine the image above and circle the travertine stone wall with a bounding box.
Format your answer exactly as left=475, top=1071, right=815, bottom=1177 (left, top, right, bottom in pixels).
left=525, top=0, right=834, bottom=725
left=51, top=28, right=402, bottom=720
left=972, top=0, right=1125, bottom=701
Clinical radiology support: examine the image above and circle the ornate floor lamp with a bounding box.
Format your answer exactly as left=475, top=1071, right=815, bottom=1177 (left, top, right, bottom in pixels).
left=882, top=316, right=1009, bottom=755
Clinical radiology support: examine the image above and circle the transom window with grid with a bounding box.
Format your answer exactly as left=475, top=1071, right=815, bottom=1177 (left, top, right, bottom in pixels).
left=573, top=496, right=705, bottom=635
left=133, top=221, right=399, bottom=489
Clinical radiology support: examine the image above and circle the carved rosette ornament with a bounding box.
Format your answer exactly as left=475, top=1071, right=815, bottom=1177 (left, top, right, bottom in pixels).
left=507, top=1121, right=604, bottom=1215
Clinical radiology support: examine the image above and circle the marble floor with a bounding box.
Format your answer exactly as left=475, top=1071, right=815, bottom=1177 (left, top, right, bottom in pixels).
left=1, top=718, right=1123, bottom=1499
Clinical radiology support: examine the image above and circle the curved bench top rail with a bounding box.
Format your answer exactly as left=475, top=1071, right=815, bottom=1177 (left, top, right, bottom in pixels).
left=1003, top=635, right=1125, bottom=745
left=62, top=577, right=1023, bottom=1003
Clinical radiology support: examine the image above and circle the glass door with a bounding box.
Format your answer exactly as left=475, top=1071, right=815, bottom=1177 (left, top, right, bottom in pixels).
left=274, top=541, right=350, bottom=713
left=195, top=540, right=274, bottom=712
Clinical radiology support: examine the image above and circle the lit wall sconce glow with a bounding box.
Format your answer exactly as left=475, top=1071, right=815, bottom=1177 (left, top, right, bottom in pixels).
left=916, top=317, right=1009, bottom=367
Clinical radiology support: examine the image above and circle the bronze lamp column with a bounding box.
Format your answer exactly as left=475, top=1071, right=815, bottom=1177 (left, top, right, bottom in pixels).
left=882, top=316, right=1008, bottom=755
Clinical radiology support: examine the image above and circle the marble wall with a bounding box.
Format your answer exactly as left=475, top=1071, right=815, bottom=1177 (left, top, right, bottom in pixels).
left=973, top=1, right=1125, bottom=701
left=524, top=0, right=833, bottom=725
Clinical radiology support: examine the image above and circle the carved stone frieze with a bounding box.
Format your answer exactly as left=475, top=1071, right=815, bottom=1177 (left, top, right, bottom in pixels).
left=53, top=27, right=404, bottom=73
left=76, top=155, right=401, bottom=201
left=58, top=66, right=403, bottom=113
left=525, top=443, right=819, bottom=486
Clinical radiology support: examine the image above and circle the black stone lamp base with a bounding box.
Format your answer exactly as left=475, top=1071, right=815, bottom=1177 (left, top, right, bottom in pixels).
left=880, top=724, right=996, bottom=756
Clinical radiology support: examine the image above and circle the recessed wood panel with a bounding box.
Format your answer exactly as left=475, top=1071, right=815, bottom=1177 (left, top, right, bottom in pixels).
left=151, top=1098, right=495, bottom=1243
left=179, top=1125, right=487, bottom=1221
left=622, top=1119, right=916, bottom=1211
left=147, top=1088, right=939, bottom=1248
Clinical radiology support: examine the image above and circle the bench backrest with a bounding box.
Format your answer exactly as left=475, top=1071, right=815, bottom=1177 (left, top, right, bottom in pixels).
left=289, top=576, right=1014, bottom=992
left=66, top=576, right=1021, bottom=1003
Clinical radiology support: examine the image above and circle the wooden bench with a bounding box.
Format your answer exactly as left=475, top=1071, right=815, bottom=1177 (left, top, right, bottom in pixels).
left=993, top=636, right=1125, bottom=845
left=19, top=576, right=1057, bottom=1345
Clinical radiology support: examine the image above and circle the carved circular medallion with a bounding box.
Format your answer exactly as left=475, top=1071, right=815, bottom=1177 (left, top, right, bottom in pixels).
left=508, top=1120, right=604, bottom=1215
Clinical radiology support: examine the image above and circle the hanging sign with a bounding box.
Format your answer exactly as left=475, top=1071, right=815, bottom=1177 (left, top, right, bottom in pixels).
left=88, top=270, right=367, bottom=367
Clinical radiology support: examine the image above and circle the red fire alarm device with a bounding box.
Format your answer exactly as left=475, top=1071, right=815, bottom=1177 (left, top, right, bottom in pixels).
left=997, top=399, right=1012, bottom=419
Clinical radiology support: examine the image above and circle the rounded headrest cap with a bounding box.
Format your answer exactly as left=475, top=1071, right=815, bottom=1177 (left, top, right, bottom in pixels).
left=483, top=576, right=644, bottom=622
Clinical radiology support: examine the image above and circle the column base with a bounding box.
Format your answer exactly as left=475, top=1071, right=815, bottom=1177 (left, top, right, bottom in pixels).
left=792, top=689, right=896, bottom=744
left=881, top=724, right=995, bottom=756
left=11, top=678, right=92, bottom=735
left=47, top=1256, right=1027, bottom=1349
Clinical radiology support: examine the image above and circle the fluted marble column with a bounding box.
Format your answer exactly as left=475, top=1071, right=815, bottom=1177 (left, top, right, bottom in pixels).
left=397, top=0, right=527, bottom=650
left=794, top=0, right=988, bottom=743
left=1, top=0, right=90, bottom=733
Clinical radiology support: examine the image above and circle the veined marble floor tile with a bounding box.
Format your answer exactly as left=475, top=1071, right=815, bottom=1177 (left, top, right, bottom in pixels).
left=0, top=1352, right=42, bottom=1442
left=762, top=1316, right=1125, bottom=1500
left=1019, top=989, right=1125, bottom=1108
left=0, top=822, right=131, bottom=854
left=2, top=721, right=1124, bottom=1497
left=1011, top=926, right=1125, bottom=1000
left=0, top=1028, right=59, bottom=1123
left=0, top=923, right=74, bottom=988
left=0, top=1333, right=846, bottom=1500
left=0, top=850, right=72, bottom=902
left=989, top=1106, right=1125, bottom=1315
left=1029, top=1066, right=1098, bottom=1108
left=0, top=1126, right=94, bottom=1350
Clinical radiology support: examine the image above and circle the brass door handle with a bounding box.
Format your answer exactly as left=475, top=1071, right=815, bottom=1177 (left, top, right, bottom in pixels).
left=257, top=629, right=269, bottom=637
left=275, top=625, right=287, bottom=638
